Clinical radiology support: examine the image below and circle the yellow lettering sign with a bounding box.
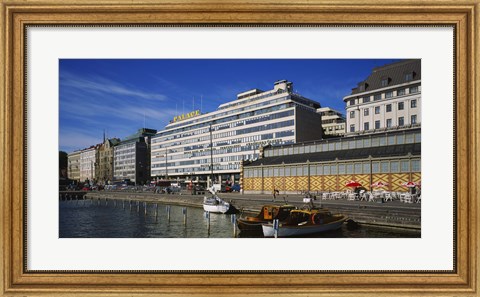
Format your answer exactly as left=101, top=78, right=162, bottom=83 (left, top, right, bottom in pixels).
left=172, top=110, right=200, bottom=122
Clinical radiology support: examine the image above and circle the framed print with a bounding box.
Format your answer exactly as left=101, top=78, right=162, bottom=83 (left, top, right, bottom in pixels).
left=1, top=0, right=479, bottom=296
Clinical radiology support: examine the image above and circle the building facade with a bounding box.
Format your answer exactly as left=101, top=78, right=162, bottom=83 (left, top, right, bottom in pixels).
left=96, top=138, right=120, bottom=185
left=343, top=59, right=421, bottom=135
left=67, top=150, right=81, bottom=181
left=243, top=128, right=421, bottom=194
left=317, top=107, right=346, bottom=136
left=113, top=128, right=157, bottom=184
left=79, top=146, right=97, bottom=183
left=150, top=80, right=324, bottom=185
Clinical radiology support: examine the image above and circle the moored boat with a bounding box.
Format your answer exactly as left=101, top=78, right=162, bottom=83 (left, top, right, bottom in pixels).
left=202, top=187, right=237, bottom=214
left=237, top=204, right=296, bottom=232
left=203, top=195, right=232, bottom=214
left=262, top=209, right=347, bottom=237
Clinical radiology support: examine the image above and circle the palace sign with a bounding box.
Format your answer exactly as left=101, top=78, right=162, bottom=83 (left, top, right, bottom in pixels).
left=173, top=110, right=200, bottom=122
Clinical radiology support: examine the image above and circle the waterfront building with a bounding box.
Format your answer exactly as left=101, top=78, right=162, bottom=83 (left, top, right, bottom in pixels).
left=96, top=137, right=120, bottom=185
left=151, top=80, right=324, bottom=185
left=113, top=128, right=157, bottom=185
left=343, top=59, right=421, bottom=135
left=317, top=107, right=346, bottom=136
left=67, top=150, right=81, bottom=181
left=79, top=145, right=98, bottom=183
left=242, top=128, right=421, bottom=194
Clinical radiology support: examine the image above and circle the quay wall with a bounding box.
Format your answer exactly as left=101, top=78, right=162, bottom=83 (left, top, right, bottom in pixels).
left=83, top=191, right=420, bottom=230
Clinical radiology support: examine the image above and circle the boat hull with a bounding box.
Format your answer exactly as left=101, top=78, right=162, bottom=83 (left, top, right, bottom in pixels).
left=262, top=217, right=346, bottom=237
left=237, top=218, right=265, bottom=232
left=203, top=203, right=230, bottom=214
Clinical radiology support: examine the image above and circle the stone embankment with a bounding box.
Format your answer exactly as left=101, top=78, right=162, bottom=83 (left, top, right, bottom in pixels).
left=81, top=191, right=421, bottom=230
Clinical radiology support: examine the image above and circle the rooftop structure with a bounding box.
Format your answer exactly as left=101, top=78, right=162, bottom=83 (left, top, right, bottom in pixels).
left=343, top=59, right=421, bottom=135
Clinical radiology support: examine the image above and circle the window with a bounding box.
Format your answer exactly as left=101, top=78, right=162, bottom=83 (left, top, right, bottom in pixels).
left=346, top=164, right=354, bottom=174
left=401, top=160, right=410, bottom=172
left=358, top=84, right=365, bottom=91
left=349, top=111, right=355, bottom=118
left=411, top=99, right=417, bottom=108
left=390, top=161, right=399, bottom=173
left=380, top=161, right=389, bottom=173
left=385, top=91, right=393, bottom=98
left=405, top=72, right=413, bottom=81
left=363, top=163, right=371, bottom=174
left=350, top=124, right=355, bottom=132
left=411, top=159, right=421, bottom=172
left=375, top=106, right=380, bottom=114
left=386, top=119, right=392, bottom=128
left=364, top=108, right=369, bottom=116
left=372, top=162, right=380, bottom=173
left=349, top=99, right=355, bottom=105
left=354, top=163, right=362, bottom=174
left=381, top=78, right=388, bottom=87
left=374, top=94, right=382, bottom=101
left=398, top=116, right=404, bottom=126
left=375, top=120, right=380, bottom=129
left=398, top=102, right=404, bottom=110
left=323, top=165, right=330, bottom=175
left=364, top=122, right=370, bottom=131
left=410, top=86, right=419, bottom=93
left=397, top=89, right=406, bottom=96
left=386, top=104, right=392, bottom=112
left=411, top=114, right=417, bottom=124
left=338, top=164, right=345, bottom=174
left=330, top=165, right=337, bottom=175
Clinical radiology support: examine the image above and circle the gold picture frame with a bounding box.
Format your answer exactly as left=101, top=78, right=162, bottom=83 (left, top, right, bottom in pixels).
left=1, top=0, right=478, bottom=295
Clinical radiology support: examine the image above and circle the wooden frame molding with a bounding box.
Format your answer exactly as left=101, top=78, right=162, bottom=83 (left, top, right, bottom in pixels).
left=1, top=0, right=478, bottom=296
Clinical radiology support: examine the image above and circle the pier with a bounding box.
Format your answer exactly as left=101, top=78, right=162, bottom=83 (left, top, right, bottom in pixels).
left=81, top=191, right=420, bottom=230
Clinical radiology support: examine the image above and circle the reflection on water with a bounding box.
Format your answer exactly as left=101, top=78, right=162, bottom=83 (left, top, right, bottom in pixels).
left=59, top=199, right=420, bottom=238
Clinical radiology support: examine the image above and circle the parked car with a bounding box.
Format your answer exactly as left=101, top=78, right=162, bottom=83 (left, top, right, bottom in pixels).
left=231, top=184, right=241, bottom=192
left=192, top=185, right=206, bottom=195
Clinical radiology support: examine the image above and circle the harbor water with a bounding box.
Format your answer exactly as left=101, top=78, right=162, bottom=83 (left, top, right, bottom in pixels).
left=59, top=199, right=420, bottom=238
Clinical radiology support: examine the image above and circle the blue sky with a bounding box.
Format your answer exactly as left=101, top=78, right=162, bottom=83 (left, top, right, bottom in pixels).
left=59, top=59, right=399, bottom=153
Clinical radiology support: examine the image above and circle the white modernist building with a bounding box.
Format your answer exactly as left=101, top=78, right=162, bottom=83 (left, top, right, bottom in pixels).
left=343, top=59, right=421, bottom=135
left=79, top=146, right=97, bottom=182
left=316, top=107, right=346, bottom=136
left=150, top=80, right=324, bottom=185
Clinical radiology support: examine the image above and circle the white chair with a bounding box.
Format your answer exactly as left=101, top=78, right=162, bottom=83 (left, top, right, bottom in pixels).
left=384, top=192, right=392, bottom=202
left=403, top=193, right=413, bottom=203
left=415, top=195, right=421, bottom=203
left=367, top=192, right=375, bottom=202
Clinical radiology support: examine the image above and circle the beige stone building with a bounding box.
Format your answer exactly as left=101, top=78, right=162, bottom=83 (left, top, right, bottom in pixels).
left=96, top=138, right=120, bottom=184
left=343, top=59, right=421, bottom=135
left=67, top=150, right=81, bottom=181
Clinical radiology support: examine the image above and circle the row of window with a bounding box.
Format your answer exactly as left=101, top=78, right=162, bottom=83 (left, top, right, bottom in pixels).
left=160, top=96, right=291, bottom=136
left=350, top=115, right=418, bottom=132
left=152, top=163, right=242, bottom=176
left=349, top=85, right=420, bottom=106
left=152, top=106, right=293, bottom=146
left=263, top=130, right=421, bottom=158
left=244, top=158, right=421, bottom=178
left=349, top=99, right=418, bottom=119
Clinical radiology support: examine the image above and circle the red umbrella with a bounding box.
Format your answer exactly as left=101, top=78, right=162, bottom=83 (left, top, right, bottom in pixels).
left=401, top=181, right=418, bottom=188
left=371, top=181, right=388, bottom=188
left=345, top=180, right=361, bottom=188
